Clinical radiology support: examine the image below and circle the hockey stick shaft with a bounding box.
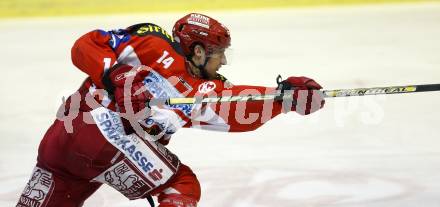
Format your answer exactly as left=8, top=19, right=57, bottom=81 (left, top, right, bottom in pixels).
left=323, top=83, right=440, bottom=98
left=148, top=83, right=440, bottom=105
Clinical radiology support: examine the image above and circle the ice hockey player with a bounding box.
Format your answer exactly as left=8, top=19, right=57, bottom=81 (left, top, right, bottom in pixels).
left=16, top=13, right=325, bottom=207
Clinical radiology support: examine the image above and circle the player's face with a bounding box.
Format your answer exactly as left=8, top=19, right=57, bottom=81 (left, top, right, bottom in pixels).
left=190, top=45, right=227, bottom=80
left=204, top=50, right=226, bottom=79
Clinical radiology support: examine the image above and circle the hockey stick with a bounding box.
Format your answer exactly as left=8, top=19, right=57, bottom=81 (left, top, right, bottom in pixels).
left=322, top=83, right=440, bottom=98
left=147, top=83, right=440, bottom=106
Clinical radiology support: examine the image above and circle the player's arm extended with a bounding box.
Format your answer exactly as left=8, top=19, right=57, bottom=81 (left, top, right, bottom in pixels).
left=219, top=84, right=285, bottom=132
left=186, top=76, right=325, bottom=132
left=186, top=84, right=284, bottom=132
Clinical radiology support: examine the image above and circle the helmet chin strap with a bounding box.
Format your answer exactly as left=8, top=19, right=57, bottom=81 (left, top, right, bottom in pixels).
left=189, top=56, right=211, bottom=79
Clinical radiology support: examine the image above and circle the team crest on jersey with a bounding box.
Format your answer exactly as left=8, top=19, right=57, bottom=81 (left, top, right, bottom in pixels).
left=93, top=160, right=152, bottom=199
left=198, top=81, right=216, bottom=94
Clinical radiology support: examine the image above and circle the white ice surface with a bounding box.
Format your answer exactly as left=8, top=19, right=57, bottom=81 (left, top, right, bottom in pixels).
left=1, top=3, right=440, bottom=207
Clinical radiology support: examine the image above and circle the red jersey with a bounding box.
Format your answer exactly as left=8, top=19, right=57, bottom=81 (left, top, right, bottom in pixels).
left=70, top=23, right=284, bottom=135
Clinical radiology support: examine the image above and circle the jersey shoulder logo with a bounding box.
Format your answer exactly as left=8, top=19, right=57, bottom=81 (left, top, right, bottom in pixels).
left=127, top=23, right=184, bottom=56
left=134, top=23, right=174, bottom=41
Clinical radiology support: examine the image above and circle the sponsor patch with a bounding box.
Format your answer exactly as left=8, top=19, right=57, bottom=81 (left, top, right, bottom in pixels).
left=135, top=23, right=175, bottom=42
left=188, top=13, right=210, bottom=29
left=143, top=71, right=181, bottom=98
left=143, top=71, right=193, bottom=116
left=198, top=81, right=216, bottom=94
left=17, top=167, right=54, bottom=207
left=91, top=107, right=177, bottom=188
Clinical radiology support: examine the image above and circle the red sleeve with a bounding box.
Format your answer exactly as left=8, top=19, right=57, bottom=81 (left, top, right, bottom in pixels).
left=187, top=84, right=284, bottom=132
left=216, top=85, right=283, bottom=132
left=71, top=30, right=117, bottom=88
